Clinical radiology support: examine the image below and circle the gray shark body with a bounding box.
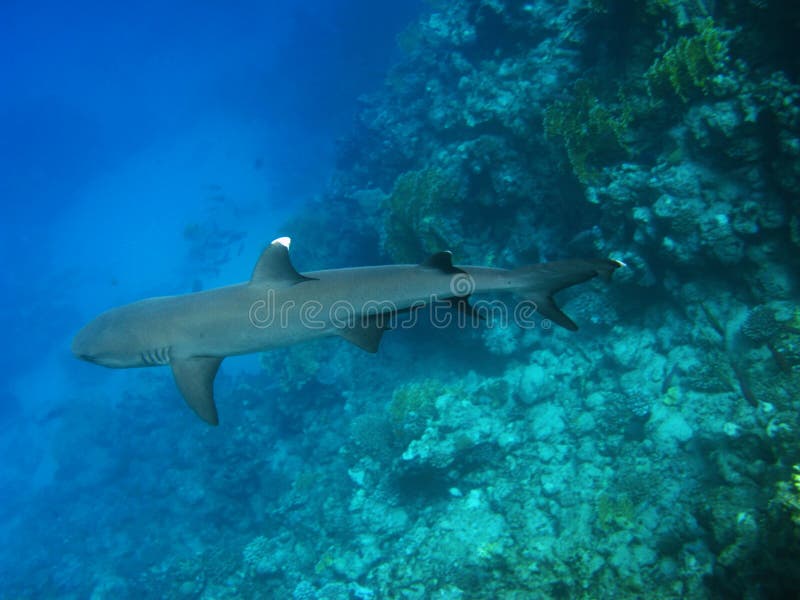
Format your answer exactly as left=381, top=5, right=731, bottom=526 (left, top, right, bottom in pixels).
left=73, top=237, right=620, bottom=424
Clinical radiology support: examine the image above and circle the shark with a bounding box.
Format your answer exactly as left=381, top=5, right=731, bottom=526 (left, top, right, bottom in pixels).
left=72, top=237, right=621, bottom=425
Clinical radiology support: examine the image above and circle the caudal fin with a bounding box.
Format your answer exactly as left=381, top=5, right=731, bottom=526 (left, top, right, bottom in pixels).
left=513, top=258, right=622, bottom=331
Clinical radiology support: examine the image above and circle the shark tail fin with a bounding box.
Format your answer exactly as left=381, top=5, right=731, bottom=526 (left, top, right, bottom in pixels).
left=512, top=258, right=622, bottom=331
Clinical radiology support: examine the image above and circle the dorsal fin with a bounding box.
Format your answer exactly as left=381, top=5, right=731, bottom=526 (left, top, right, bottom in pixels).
left=421, top=251, right=461, bottom=274
left=250, top=237, right=316, bottom=285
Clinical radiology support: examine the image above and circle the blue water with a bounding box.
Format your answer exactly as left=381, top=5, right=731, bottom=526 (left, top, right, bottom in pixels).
left=0, top=1, right=420, bottom=596
left=3, top=2, right=800, bottom=599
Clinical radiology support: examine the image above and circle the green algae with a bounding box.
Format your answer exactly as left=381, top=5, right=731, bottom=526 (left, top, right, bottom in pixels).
left=543, top=80, right=634, bottom=184
left=260, top=343, right=324, bottom=392
left=596, top=493, right=637, bottom=532
left=645, top=18, right=734, bottom=102
left=388, top=379, right=447, bottom=425
left=382, top=167, right=464, bottom=263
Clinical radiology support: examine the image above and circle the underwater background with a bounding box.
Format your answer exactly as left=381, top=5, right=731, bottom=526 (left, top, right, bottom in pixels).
left=2, top=1, right=800, bottom=598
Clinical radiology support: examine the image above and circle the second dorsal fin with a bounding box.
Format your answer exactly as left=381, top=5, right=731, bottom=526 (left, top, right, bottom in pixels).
left=250, top=237, right=316, bottom=286
left=421, top=251, right=461, bottom=274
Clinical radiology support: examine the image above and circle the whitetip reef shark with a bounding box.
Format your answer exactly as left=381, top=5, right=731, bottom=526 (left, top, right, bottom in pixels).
left=73, top=237, right=621, bottom=425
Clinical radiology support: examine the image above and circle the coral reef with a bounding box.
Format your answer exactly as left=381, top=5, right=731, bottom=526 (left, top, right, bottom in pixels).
left=4, top=1, right=800, bottom=599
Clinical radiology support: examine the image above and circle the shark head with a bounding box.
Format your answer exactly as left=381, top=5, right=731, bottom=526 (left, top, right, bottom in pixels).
left=72, top=308, right=149, bottom=368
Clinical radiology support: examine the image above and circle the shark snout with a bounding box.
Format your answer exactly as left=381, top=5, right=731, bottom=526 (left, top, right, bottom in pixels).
left=72, top=329, right=116, bottom=367
left=71, top=311, right=150, bottom=368
left=71, top=318, right=111, bottom=365
left=71, top=328, right=96, bottom=362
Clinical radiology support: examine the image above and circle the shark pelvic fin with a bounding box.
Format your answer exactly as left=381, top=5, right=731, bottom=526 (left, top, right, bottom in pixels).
left=337, top=317, right=390, bottom=353
left=448, top=296, right=485, bottom=321
left=251, top=237, right=317, bottom=286
left=171, top=357, right=223, bottom=425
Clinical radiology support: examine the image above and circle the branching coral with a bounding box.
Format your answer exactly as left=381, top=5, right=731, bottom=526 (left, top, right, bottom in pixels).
left=595, top=492, right=637, bottom=532
left=387, top=379, right=455, bottom=444
left=684, top=349, right=735, bottom=394
left=741, top=305, right=781, bottom=344
left=350, top=413, right=397, bottom=463
left=742, top=304, right=800, bottom=371
left=259, top=342, right=334, bottom=392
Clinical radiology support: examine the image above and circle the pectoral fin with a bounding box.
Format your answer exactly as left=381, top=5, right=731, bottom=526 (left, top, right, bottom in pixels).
left=337, top=317, right=390, bottom=353
left=171, top=357, right=223, bottom=425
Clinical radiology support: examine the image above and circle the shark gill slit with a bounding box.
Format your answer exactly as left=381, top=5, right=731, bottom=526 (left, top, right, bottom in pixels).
left=141, top=348, right=169, bottom=366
